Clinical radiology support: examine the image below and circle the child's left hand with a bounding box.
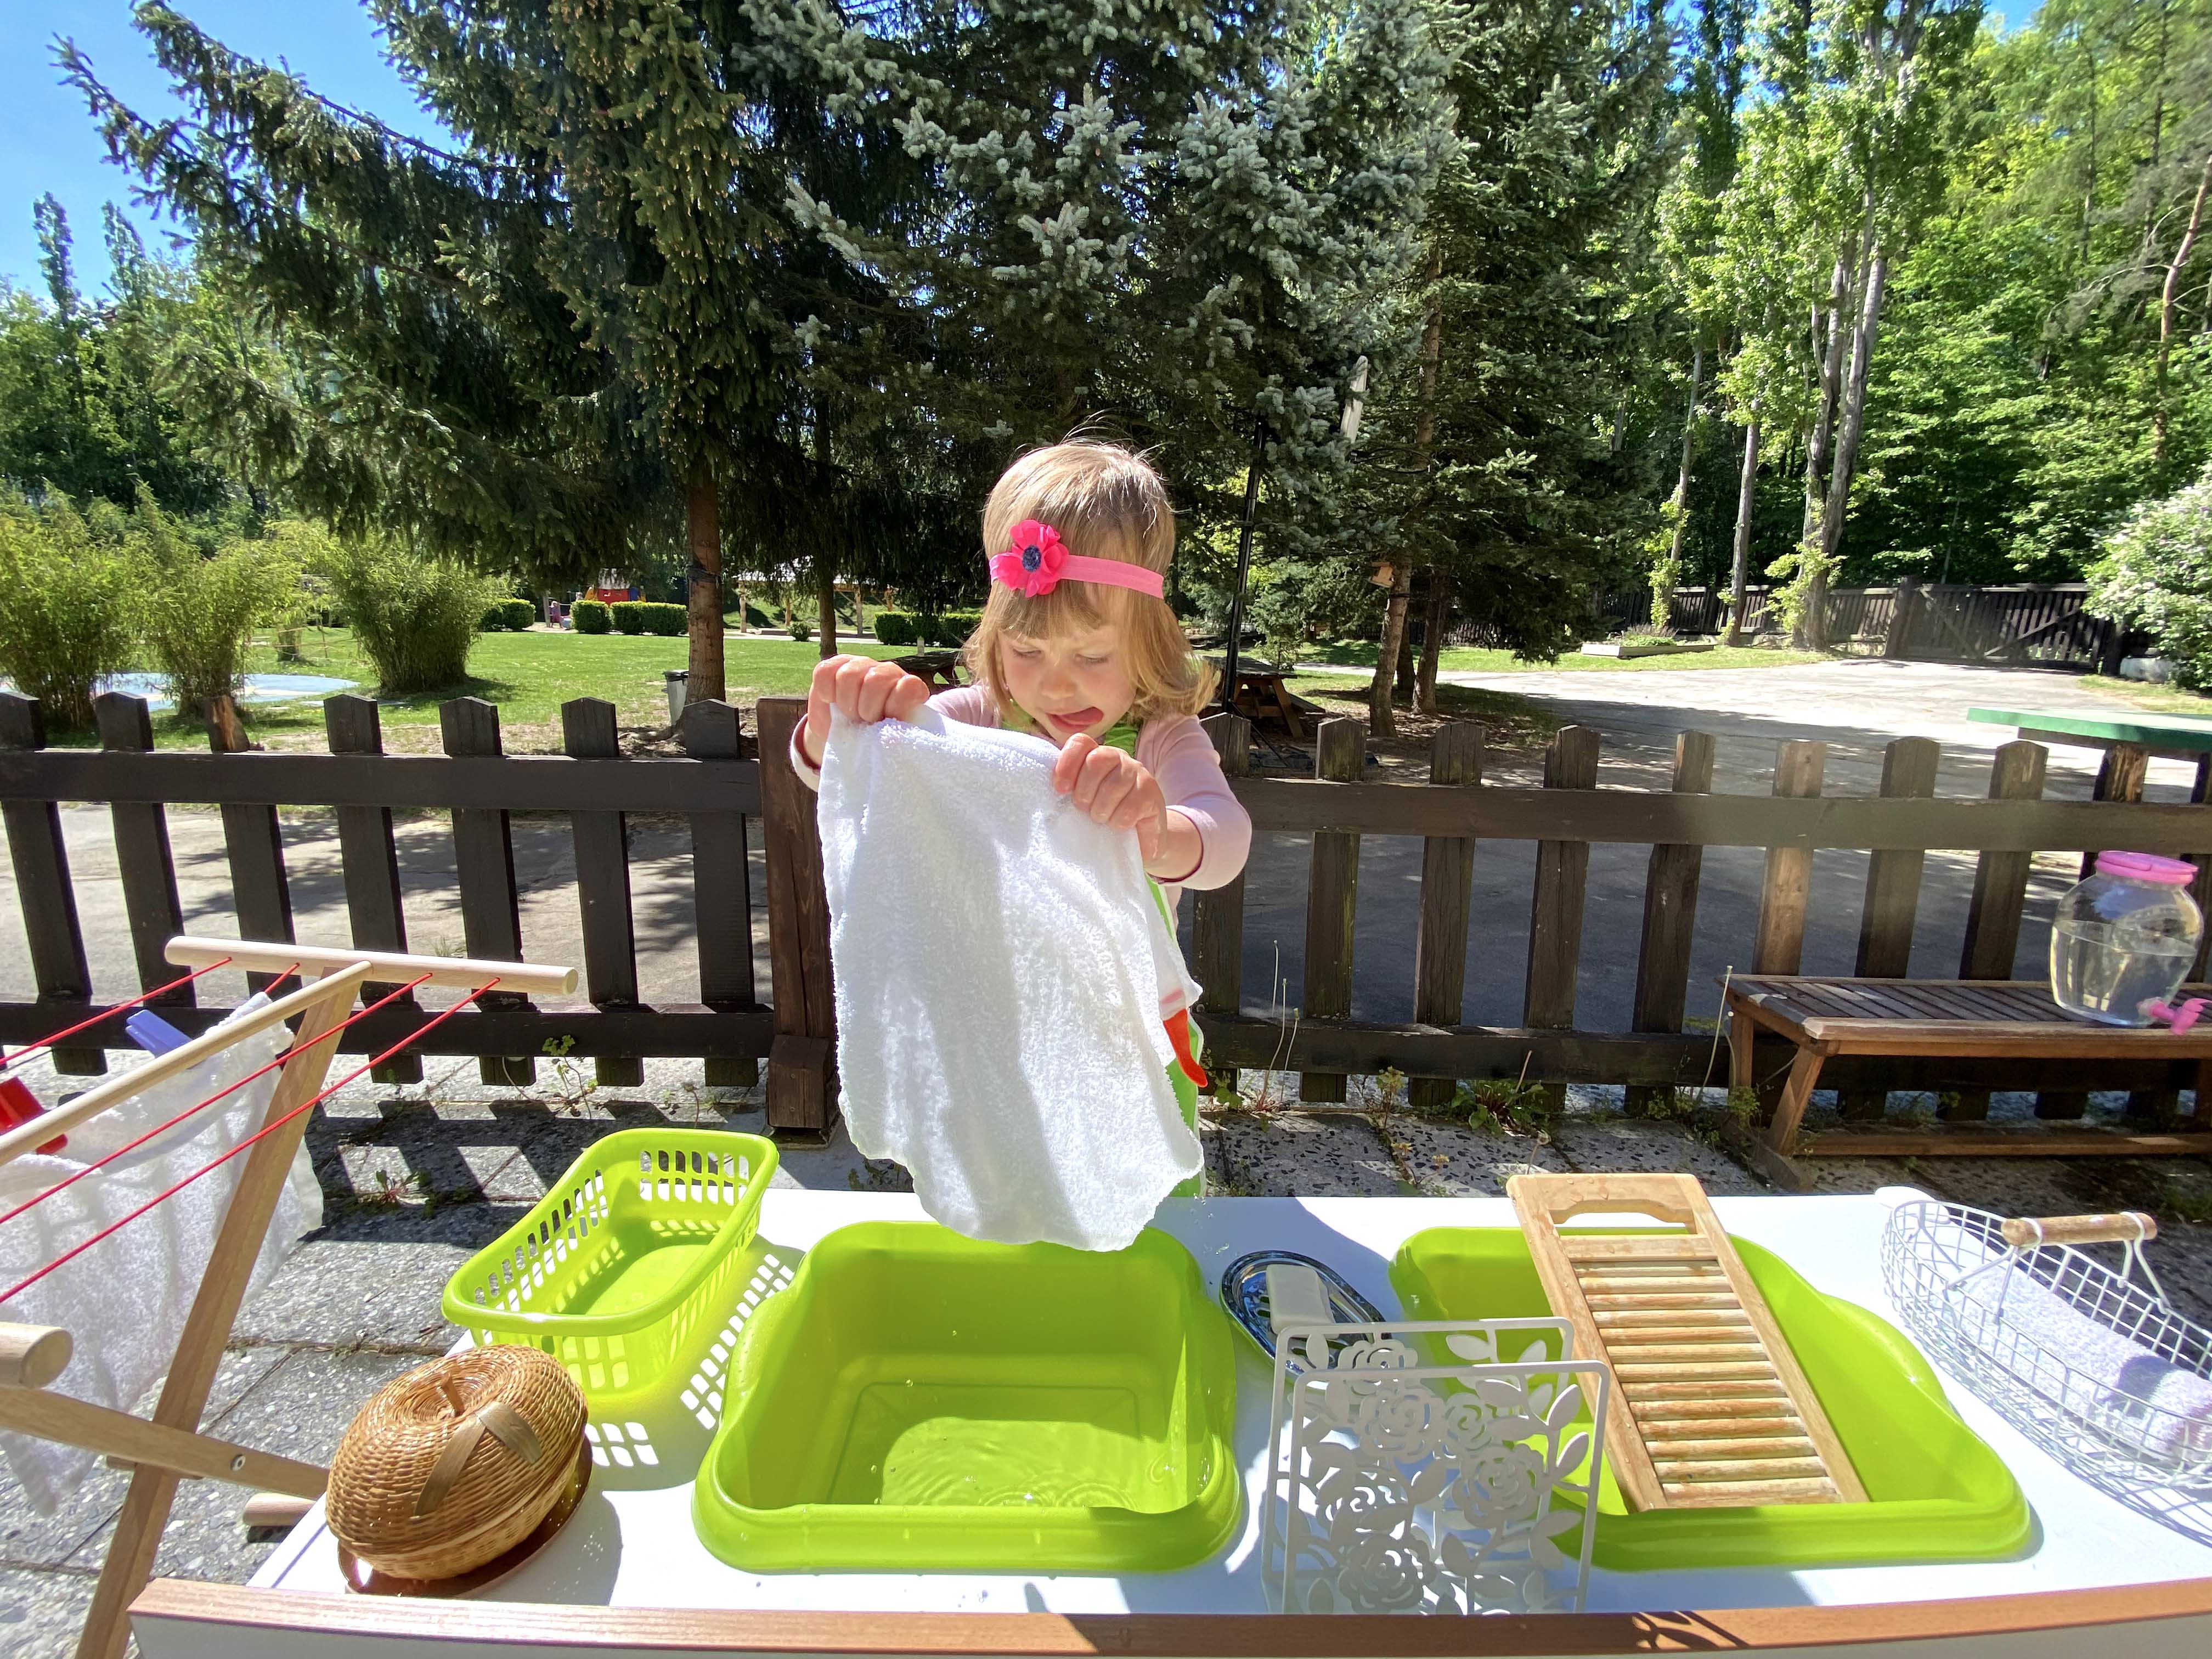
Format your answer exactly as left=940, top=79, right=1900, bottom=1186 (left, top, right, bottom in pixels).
left=1054, top=733, right=1173, bottom=862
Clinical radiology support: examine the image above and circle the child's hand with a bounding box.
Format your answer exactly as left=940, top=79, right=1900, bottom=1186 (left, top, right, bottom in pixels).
left=1054, top=733, right=1175, bottom=862
left=801, top=654, right=930, bottom=768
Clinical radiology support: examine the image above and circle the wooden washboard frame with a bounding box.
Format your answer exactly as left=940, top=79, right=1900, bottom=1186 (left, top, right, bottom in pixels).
left=0, top=936, right=575, bottom=1659
left=1506, top=1171, right=1867, bottom=1509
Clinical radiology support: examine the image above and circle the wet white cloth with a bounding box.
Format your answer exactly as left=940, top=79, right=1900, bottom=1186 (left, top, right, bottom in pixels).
left=818, top=707, right=1203, bottom=1250
left=0, top=996, right=321, bottom=1513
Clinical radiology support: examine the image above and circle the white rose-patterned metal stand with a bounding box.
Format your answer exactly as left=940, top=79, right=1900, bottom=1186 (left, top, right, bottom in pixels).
left=1261, top=1317, right=1611, bottom=1615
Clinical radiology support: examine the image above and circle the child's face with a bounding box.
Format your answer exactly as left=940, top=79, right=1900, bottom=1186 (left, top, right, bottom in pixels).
left=999, top=623, right=1137, bottom=743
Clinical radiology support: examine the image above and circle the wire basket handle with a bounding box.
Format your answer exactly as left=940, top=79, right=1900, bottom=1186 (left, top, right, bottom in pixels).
left=1998, top=1212, right=2158, bottom=1249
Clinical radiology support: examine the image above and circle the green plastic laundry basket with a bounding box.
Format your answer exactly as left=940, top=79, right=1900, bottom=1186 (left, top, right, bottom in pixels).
left=692, top=1221, right=1242, bottom=1573
left=1391, top=1226, right=2029, bottom=1571
left=442, top=1128, right=777, bottom=1408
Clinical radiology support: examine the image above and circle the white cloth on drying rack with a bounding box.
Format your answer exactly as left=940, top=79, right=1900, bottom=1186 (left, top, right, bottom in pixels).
left=0, top=996, right=322, bottom=1514
left=817, top=706, right=1203, bottom=1252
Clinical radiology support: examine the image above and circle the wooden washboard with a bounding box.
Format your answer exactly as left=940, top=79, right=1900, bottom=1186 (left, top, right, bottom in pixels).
left=1506, top=1172, right=1866, bottom=1510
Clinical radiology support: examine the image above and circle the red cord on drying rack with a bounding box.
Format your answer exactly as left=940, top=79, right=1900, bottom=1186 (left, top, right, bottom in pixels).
left=0, top=974, right=435, bottom=1233
left=0, top=960, right=234, bottom=1074
left=0, top=977, right=501, bottom=1308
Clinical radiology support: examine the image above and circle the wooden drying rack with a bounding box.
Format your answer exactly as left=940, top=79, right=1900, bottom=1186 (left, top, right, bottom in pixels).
left=0, top=937, right=575, bottom=1659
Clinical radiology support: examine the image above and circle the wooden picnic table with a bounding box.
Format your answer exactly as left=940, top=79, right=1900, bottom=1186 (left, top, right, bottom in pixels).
left=1722, top=973, right=2212, bottom=1189
left=1968, top=705, right=2212, bottom=764
left=893, top=650, right=966, bottom=694
left=1210, top=658, right=1322, bottom=742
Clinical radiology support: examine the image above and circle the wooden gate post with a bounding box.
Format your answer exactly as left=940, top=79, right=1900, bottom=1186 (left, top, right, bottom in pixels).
left=1884, top=578, right=1918, bottom=659
left=1525, top=726, right=1602, bottom=1118
left=754, top=696, right=837, bottom=1136
left=1193, top=714, right=1251, bottom=1097
left=0, top=693, right=102, bottom=1074
left=1299, top=719, right=1366, bottom=1103
left=1628, top=731, right=1716, bottom=1115
left=1410, top=723, right=1484, bottom=1111
left=1950, top=740, right=2048, bottom=1120
left=1839, top=736, right=1940, bottom=1119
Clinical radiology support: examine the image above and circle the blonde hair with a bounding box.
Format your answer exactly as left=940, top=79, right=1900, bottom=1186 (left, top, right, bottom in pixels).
left=963, top=442, right=1215, bottom=721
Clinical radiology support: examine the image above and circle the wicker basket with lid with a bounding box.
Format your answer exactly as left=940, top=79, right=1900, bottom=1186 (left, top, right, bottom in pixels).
left=328, top=1346, right=588, bottom=1581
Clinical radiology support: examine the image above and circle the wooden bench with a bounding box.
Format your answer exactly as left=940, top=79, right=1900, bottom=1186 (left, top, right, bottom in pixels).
left=1722, top=974, right=2212, bottom=1189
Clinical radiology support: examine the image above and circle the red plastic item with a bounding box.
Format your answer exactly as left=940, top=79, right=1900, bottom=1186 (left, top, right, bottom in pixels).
left=0, top=1073, right=67, bottom=1155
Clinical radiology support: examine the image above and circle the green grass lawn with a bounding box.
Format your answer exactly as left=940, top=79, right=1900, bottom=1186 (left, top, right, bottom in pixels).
left=42, top=628, right=907, bottom=752
left=2078, top=675, right=2212, bottom=719
left=1293, top=638, right=1825, bottom=674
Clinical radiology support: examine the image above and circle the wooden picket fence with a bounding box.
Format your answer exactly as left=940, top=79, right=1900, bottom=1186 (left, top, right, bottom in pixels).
left=4, top=690, right=2211, bottom=1139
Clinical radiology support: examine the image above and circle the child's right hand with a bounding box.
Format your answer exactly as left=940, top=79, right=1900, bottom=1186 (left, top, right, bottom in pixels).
left=801, top=654, right=932, bottom=768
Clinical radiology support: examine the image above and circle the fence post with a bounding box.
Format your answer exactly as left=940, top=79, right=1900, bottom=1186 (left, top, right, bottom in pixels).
left=441, top=698, right=533, bottom=1086
left=1753, top=742, right=1826, bottom=974
left=1299, top=719, right=1365, bottom=1103
left=0, top=693, right=101, bottom=1074
left=1525, top=725, right=1602, bottom=1117
left=1950, top=740, right=2047, bottom=1120
left=96, top=693, right=189, bottom=1008
left=325, top=695, right=421, bottom=1085
left=208, top=694, right=298, bottom=1001
left=1883, top=578, right=1918, bottom=659
left=1839, top=736, right=1940, bottom=1119
left=2046, top=744, right=2154, bottom=1120
left=684, top=699, right=760, bottom=1091
left=563, top=698, right=643, bottom=1088
left=1193, top=713, right=1250, bottom=1095
left=755, top=695, right=837, bottom=1136
left=1628, top=730, right=1715, bottom=1115
left=1410, top=723, right=1485, bottom=1111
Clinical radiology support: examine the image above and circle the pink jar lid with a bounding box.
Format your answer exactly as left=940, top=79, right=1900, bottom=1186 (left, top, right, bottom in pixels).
left=2095, top=850, right=2199, bottom=885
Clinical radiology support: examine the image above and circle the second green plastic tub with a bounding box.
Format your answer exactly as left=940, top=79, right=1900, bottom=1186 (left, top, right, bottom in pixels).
left=693, top=1221, right=1241, bottom=1573
left=442, top=1128, right=777, bottom=1409
left=1391, top=1226, right=2030, bottom=1570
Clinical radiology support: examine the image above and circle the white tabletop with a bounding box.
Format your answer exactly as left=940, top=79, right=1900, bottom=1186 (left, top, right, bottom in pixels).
left=253, top=1188, right=2212, bottom=1613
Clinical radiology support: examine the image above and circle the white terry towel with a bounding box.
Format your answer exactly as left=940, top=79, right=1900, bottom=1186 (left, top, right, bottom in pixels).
left=818, top=707, right=1204, bottom=1250
left=0, top=995, right=322, bottom=1513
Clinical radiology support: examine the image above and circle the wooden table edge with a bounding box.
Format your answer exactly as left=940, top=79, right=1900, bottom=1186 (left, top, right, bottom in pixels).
left=129, top=1578, right=2212, bottom=1655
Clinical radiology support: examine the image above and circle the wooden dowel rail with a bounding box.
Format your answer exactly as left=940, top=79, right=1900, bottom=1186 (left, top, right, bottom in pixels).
left=163, top=939, right=577, bottom=997
left=0, top=962, right=375, bottom=1169
left=0, top=1320, right=72, bottom=1389
left=0, top=1383, right=327, bottom=1500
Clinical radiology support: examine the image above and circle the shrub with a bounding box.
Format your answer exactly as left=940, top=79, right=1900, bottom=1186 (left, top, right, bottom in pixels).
left=479, top=597, right=537, bottom=632
left=612, top=600, right=686, bottom=636
left=311, top=537, right=501, bottom=693
left=142, top=526, right=301, bottom=718
left=0, top=497, right=140, bottom=729
left=2089, top=462, right=2212, bottom=686
left=789, top=620, right=814, bottom=641
left=873, top=610, right=919, bottom=646
left=572, top=599, right=611, bottom=634
left=923, top=611, right=981, bottom=647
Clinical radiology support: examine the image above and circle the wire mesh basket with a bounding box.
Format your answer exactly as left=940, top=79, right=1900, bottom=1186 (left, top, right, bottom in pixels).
left=1882, top=1201, right=2212, bottom=1489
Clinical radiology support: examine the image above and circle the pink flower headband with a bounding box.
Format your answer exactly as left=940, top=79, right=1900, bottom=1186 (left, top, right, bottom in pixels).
left=990, top=519, right=1165, bottom=601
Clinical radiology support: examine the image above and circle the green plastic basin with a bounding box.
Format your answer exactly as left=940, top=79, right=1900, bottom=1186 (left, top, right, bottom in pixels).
left=1391, top=1227, right=2030, bottom=1571
left=693, top=1222, right=1240, bottom=1572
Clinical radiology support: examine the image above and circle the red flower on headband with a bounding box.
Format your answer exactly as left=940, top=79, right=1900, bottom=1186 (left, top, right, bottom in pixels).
left=991, top=520, right=1070, bottom=598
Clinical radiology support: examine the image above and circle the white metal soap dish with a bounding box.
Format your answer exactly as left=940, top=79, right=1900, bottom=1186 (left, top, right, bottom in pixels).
left=1219, top=1251, right=1385, bottom=1365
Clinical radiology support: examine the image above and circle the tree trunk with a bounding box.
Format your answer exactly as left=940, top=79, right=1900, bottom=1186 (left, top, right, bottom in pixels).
left=1723, top=413, right=1761, bottom=648
left=2156, top=153, right=2212, bottom=469
left=1801, top=228, right=1861, bottom=551
left=1417, top=571, right=1449, bottom=716
left=685, top=466, right=726, bottom=705
left=1375, top=259, right=1445, bottom=740
left=1394, top=614, right=1416, bottom=706
left=1668, top=341, right=1703, bottom=536
left=1819, top=243, right=1892, bottom=577
left=817, top=560, right=838, bottom=659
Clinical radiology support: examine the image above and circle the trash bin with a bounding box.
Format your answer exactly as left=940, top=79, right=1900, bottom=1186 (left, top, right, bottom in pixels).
left=664, top=669, right=689, bottom=724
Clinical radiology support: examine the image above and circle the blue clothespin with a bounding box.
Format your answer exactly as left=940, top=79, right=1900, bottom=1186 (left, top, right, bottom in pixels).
left=125, top=1010, right=190, bottom=1056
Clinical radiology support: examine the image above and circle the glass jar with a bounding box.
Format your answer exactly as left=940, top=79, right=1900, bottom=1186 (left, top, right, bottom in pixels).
left=2048, top=851, right=2203, bottom=1025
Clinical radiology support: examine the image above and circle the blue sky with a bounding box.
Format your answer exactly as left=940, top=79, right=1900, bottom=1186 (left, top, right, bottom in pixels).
left=0, top=3, right=452, bottom=295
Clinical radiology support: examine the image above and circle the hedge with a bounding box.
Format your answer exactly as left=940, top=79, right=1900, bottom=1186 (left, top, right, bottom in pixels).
left=927, top=611, right=982, bottom=647
left=479, top=597, right=538, bottom=631
left=875, top=610, right=981, bottom=647
left=612, top=600, right=687, bottom=636
left=873, top=610, right=920, bottom=645
left=572, top=600, right=612, bottom=634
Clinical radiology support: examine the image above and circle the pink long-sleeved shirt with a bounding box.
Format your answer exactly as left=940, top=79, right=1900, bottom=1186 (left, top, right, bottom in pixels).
left=791, top=686, right=1253, bottom=909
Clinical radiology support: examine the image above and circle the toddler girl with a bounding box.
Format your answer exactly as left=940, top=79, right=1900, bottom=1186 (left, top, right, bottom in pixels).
left=792, top=441, right=1253, bottom=1190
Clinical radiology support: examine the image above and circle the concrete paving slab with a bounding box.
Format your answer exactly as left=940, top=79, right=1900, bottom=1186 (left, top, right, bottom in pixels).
left=233, top=1209, right=517, bottom=1351
left=1206, top=1111, right=1403, bottom=1197
left=1384, top=1116, right=1570, bottom=1196
left=0, top=1564, right=97, bottom=1658
left=1551, top=1116, right=1765, bottom=1194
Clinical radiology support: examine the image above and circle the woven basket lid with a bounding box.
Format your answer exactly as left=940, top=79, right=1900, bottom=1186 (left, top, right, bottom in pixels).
left=328, top=1347, right=587, bottom=1581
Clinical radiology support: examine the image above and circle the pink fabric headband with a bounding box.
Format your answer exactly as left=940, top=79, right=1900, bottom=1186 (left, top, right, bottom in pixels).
left=990, top=519, right=1165, bottom=601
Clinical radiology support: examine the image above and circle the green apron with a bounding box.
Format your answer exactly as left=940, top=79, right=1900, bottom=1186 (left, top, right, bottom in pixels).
left=1005, top=707, right=1206, bottom=1199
